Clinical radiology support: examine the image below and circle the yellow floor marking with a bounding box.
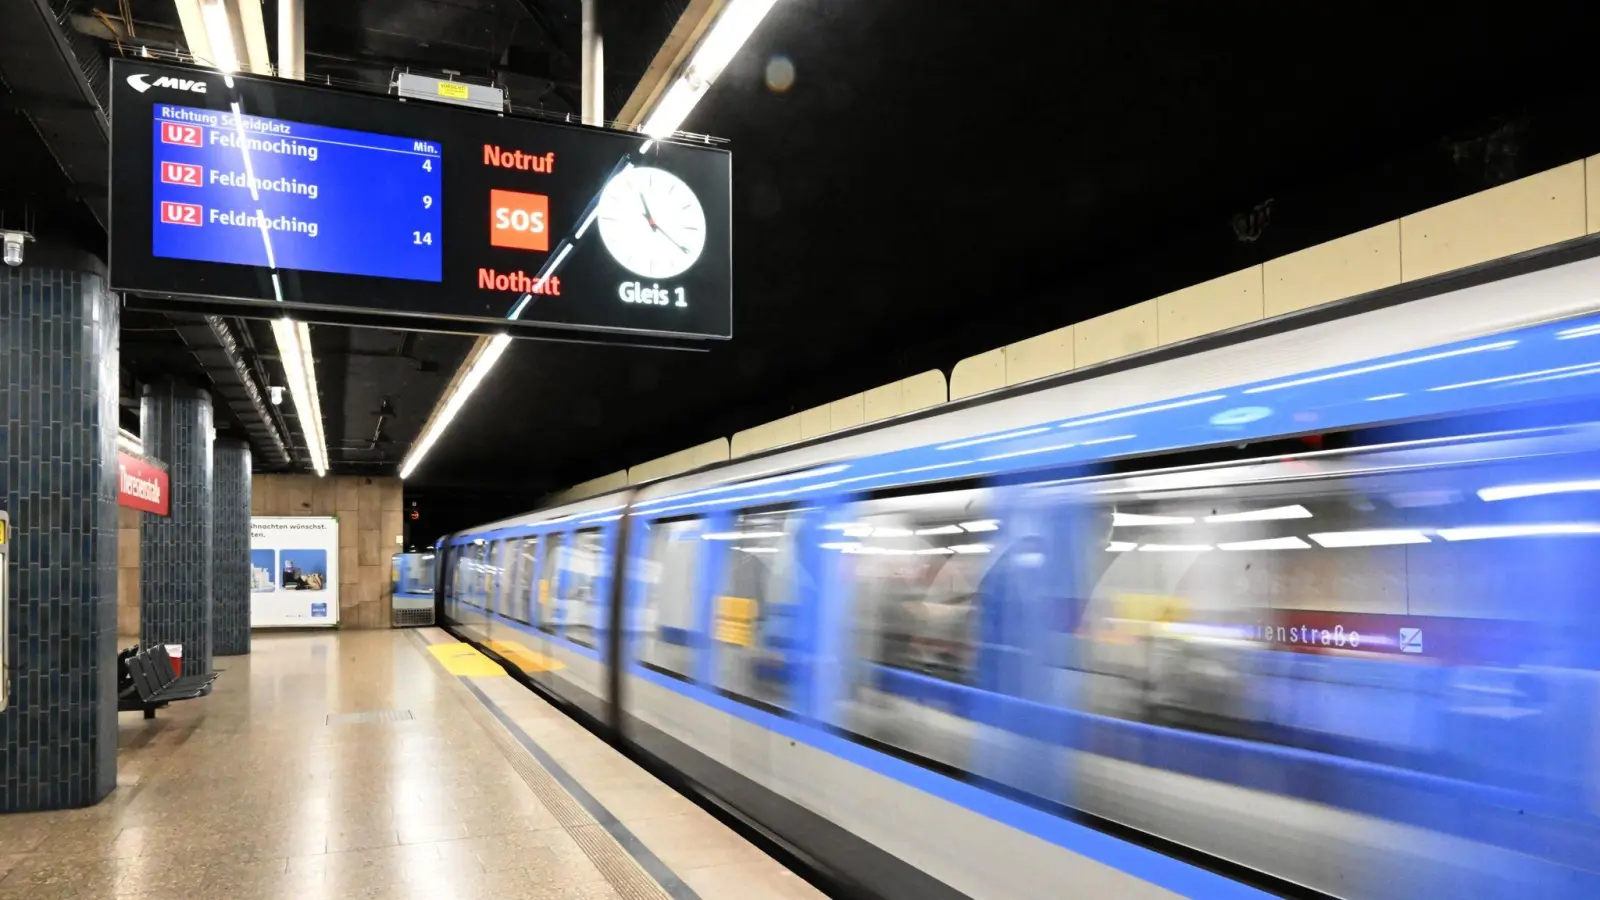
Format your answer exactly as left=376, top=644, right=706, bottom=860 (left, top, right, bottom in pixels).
left=427, top=642, right=506, bottom=677
left=487, top=639, right=567, bottom=673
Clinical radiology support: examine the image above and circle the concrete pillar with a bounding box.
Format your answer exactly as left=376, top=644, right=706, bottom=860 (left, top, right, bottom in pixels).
left=0, top=248, right=120, bottom=811
left=140, top=381, right=214, bottom=677
left=213, top=438, right=252, bottom=655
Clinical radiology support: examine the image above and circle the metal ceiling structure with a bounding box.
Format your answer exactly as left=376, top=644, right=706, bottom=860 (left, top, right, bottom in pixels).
left=6, top=0, right=1600, bottom=515
left=0, top=0, right=686, bottom=478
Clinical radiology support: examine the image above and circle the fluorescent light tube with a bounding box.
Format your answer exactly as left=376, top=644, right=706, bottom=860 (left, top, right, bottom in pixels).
left=1218, top=537, right=1310, bottom=551
left=1205, top=505, right=1312, bottom=523
left=1113, top=512, right=1195, bottom=526
left=1309, top=530, right=1429, bottom=548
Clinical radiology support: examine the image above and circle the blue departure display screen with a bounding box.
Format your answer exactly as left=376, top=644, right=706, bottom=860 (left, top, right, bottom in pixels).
left=111, top=61, right=732, bottom=343
left=149, top=105, right=443, bottom=282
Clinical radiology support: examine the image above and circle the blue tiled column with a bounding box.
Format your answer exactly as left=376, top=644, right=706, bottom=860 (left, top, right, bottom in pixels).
left=140, top=381, right=214, bottom=678
left=0, top=253, right=120, bottom=812
left=213, top=438, right=252, bottom=656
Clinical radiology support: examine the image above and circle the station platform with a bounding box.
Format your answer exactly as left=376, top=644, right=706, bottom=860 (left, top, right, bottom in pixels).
left=0, top=630, right=823, bottom=900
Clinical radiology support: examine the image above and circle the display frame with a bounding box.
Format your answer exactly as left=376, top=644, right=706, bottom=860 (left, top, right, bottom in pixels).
left=110, top=59, right=733, bottom=344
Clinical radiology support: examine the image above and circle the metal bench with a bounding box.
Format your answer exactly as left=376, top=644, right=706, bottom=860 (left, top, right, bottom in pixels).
left=123, top=646, right=216, bottom=719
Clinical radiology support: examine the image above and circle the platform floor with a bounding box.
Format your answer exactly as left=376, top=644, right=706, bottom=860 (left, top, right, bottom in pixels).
left=0, top=629, right=825, bottom=900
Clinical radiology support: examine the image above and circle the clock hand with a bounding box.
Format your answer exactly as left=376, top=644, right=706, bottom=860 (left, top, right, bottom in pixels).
left=655, top=226, right=691, bottom=255
left=637, top=191, right=658, bottom=227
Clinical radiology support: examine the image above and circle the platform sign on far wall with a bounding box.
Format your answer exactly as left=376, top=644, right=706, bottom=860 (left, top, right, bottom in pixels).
left=250, top=516, right=340, bottom=627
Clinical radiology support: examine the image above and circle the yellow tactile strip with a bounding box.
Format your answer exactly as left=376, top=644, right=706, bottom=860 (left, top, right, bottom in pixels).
left=426, top=641, right=508, bottom=677
left=407, top=631, right=678, bottom=900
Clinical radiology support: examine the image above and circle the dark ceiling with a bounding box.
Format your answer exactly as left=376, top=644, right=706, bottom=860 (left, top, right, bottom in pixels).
left=7, top=1, right=1600, bottom=504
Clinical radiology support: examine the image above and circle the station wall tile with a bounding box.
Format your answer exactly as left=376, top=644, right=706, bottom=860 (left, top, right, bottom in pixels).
left=950, top=348, right=1005, bottom=400
left=1264, top=221, right=1401, bottom=317
left=732, top=414, right=802, bottom=458
left=1005, top=324, right=1074, bottom=386
left=863, top=381, right=904, bottom=423
left=798, top=405, right=832, bottom=440
left=253, top=474, right=403, bottom=628
left=1075, top=299, right=1157, bottom=368
left=829, top=394, right=865, bottom=431
left=1587, top=154, right=1600, bottom=235
left=1400, top=161, right=1586, bottom=281
left=900, top=370, right=948, bottom=412
left=1157, top=265, right=1264, bottom=346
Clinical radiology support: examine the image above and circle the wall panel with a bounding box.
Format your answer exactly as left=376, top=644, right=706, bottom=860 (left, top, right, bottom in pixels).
left=1264, top=222, right=1401, bottom=317
left=1400, top=161, right=1586, bottom=281
left=950, top=348, right=1005, bottom=400
left=1075, top=300, right=1157, bottom=368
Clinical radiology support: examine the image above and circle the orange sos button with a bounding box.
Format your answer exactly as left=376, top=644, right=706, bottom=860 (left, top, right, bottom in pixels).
left=490, top=189, right=550, bottom=252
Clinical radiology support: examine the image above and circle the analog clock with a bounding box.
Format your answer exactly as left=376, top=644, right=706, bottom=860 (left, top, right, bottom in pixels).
left=595, top=166, right=707, bottom=279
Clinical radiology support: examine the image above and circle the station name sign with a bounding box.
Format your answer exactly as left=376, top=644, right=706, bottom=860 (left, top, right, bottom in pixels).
left=117, top=451, right=169, bottom=516
left=108, top=60, right=732, bottom=343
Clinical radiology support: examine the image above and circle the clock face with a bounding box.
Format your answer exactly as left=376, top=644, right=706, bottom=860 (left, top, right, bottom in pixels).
left=595, top=166, right=707, bottom=279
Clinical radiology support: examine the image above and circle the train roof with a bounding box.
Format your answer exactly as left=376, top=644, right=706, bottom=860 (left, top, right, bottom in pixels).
left=448, top=239, right=1600, bottom=544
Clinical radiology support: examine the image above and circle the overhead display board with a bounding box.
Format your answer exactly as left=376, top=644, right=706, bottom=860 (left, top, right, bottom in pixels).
left=110, top=60, right=732, bottom=342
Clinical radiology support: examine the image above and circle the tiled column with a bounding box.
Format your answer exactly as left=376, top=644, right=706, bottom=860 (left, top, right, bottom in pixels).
left=140, top=381, right=215, bottom=677
left=0, top=251, right=120, bottom=811
left=213, top=438, right=252, bottom=656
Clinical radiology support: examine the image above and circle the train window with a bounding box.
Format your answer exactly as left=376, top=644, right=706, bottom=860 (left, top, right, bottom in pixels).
left=483, top=540, right=505, bottom=609
left=457, top=541, right=490, bottom=608
left=503, top=536, right=538, bottom=625
left=834, top=486, right=1001, bottom=771
left=637, top=517, right=705, bottom=678
left=711, top=508, right=805, bottom=711
left=562, top=529, right=606, bottom=647
left=536, top=532, right=564, bottom=634
left=1063, top=457, right=1600, bottom=742
left=443, top=545, right=463, bottom=613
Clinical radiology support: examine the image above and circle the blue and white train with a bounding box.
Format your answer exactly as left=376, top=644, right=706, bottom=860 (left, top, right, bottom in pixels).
left=439, top=244, right=1600, bottom=899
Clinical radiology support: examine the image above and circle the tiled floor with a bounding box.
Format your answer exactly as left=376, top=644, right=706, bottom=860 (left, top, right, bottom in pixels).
left=0, top=630, right=825, bottom=900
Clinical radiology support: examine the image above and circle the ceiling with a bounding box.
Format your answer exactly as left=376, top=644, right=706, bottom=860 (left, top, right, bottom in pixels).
left=7, top=1, right=1600, bottom=504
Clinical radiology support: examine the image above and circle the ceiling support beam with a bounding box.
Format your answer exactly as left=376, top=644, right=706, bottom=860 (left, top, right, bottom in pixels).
left=581, top=0, right=603, bottom=125
left=614, top=0, right=723, bottom=128
left=277, top=0, right=304, bottom=81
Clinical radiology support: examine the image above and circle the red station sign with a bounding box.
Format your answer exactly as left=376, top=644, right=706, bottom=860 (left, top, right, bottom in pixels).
left=117, top=451, right=170, bottom=516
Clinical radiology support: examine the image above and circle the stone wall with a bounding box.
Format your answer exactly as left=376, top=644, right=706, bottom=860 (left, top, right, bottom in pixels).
left=251, top=474, right=404, bottom=628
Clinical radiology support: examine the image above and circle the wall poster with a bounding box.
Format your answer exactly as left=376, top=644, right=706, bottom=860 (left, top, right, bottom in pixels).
left=250, top=516, right=340, bottom=627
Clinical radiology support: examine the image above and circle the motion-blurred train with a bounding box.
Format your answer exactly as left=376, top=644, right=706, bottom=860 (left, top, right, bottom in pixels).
left=439, top=246, right=1600, bottom=899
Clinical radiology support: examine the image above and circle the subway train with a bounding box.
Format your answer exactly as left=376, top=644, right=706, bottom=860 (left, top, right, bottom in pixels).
left=439, top=246, right=1600, bottom=899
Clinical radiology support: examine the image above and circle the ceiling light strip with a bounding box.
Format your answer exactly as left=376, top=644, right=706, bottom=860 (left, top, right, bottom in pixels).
left=399, top=6, right=774, bottom=481
left=640, top=0, right=782, bottom=139
left=400, top=335, right=512, bottom=479
left=271, top=317, right=329, bottom=475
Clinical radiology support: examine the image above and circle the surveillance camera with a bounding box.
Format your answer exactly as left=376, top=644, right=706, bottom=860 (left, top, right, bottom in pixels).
left=2, top=231, right=27, bottom=268
left=269, top=385, right=285, bottom=405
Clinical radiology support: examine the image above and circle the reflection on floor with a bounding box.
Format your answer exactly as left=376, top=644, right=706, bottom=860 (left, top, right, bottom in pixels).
left=0, top=629, right=823, bottom=900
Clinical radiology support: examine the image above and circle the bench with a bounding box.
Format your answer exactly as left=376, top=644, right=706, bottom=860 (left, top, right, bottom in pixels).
left=120, top=645, right=218, bottom=719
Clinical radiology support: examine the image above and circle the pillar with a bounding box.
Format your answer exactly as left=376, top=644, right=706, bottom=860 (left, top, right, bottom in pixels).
left=213, top=438, right=252, bottom=655
left=140, top=381, right=214, bottom=677
left=0, top=247, right=120, bottom=811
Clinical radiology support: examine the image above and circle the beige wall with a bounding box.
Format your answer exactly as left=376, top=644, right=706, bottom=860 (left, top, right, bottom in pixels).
left=252, top=474, right=405, bottom=629
left=549, top=154, right=1600, bottom=502
left=117, top=506, right=141, bottom=640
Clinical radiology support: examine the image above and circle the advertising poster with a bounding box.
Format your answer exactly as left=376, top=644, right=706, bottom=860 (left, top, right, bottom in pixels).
left=250, top=516, right=340, bottom=627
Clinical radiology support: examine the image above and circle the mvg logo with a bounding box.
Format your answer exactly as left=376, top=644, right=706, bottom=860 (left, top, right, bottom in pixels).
left=127, top=73, right=208, bottom=94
